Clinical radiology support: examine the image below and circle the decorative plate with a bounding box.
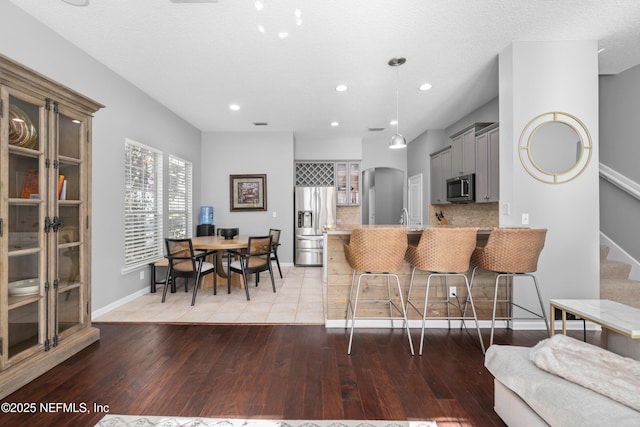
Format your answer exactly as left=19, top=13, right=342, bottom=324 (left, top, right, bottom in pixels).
left=8, top=104, right=38, bottom=149
left=8, top=278, right=40, bottom=296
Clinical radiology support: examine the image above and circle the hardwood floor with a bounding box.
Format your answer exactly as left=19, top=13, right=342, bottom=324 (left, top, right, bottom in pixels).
left=1, top=324, right=601, bottom=427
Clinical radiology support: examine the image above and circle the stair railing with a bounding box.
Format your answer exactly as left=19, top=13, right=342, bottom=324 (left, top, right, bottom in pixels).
left=600, top=163, right=640, bottom=201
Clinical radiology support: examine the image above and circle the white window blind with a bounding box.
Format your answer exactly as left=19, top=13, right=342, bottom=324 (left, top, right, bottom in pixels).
left=124, top=139, right=163, bottom=266
left=168, top=155, right=192, bottom=239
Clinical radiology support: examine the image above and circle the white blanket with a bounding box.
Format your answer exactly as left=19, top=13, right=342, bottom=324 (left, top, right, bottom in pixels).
left=530, top=334, right=640, bottom=412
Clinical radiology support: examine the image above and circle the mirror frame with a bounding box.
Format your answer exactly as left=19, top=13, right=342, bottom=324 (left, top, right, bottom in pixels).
left=519, top=111, right=592, bottom=184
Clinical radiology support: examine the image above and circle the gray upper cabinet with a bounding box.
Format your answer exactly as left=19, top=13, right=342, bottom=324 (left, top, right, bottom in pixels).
left=450, top=123, right=493, bottom=177
left=430, top=147, right=451, bottom=205
left=475, top=123, right=499, bottom=203
left=451, top=128, right=476, bottom=176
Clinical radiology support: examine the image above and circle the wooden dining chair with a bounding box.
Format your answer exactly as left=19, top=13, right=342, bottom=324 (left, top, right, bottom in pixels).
left=163, top=238, right=217, bottom=306
left=227, top=235, right=276, bottom=301
left=269, top=228, right=283, bottom=278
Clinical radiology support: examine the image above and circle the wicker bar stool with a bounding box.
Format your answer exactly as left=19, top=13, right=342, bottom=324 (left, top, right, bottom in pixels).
left=465, top=227, right=549, bottom=347
left=344, top=227, right=414, bottom=355
left=405, top=227, right=485, bottom=355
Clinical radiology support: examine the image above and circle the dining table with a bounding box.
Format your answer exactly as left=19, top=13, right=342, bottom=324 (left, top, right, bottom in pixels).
left=191, top=235, right=249, bottom=289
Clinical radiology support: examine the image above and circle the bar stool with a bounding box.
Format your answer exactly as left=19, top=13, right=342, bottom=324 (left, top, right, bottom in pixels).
left=405, top=227, right=485, bottom=355
left=344, top=227, right=414, bottom=355
left=465, top=227, right=549, bottom=347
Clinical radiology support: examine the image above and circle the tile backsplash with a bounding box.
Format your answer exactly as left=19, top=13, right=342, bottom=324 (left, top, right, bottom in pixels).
left=335, top=203, right=498, bottom=229
left=336, top=206, right=361, bottom=225
left=429, top=202, right=499, bottom=229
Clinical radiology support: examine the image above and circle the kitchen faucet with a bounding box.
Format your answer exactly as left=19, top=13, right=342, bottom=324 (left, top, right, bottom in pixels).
left=400, top=208, right=410, bottom=227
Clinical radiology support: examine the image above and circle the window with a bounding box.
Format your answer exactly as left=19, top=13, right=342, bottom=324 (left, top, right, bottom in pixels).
left=124, top=139, right=163, bottom=266
left=168, top=155, right=192, bottom=239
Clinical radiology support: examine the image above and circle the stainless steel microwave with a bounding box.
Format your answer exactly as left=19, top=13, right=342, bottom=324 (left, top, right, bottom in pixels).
left=446, top=174, right=475, bottom=203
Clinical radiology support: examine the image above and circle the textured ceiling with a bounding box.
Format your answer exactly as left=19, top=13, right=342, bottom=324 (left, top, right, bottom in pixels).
left=9, top=0, right=640, bottom=142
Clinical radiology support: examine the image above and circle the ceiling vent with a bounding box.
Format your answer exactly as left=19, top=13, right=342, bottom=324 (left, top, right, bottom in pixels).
left=368, top=127, right=385, bottom=132
left=253, top=122, right=269, bottom=126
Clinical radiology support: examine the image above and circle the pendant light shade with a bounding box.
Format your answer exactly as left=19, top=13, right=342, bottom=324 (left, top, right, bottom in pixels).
left=389, top=133, right=407, bottom=149
left=388, top=57, right=407, bottom=149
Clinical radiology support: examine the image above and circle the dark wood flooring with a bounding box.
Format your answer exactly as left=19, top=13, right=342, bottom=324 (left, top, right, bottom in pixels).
left=1, top=323, right=602, bottom=427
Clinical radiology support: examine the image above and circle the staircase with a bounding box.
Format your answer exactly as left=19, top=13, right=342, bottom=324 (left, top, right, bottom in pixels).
left=600, top=245, right=640, bottom=308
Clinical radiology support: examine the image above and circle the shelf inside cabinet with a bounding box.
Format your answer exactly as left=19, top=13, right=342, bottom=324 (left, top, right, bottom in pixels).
left=8, top=293, right=41, bottom=310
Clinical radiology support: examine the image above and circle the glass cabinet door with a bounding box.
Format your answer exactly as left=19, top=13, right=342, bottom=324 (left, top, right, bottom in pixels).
left=4, top=93, right=46, bottom=363
left=53, top=108, right=87, bottom=341
left=335, top=162, right=348, bottom=205
left=349, top=163, right=360, bottom=204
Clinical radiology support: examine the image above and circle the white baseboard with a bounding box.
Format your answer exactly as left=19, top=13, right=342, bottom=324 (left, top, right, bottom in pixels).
left=325, top=318, right=599, bottom=331
left=600, top=232, right=640, bottom=280
left=92, top=287, right=149, bottom=319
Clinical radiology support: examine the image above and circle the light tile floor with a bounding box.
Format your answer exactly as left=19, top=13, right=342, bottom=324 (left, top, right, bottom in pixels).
left=94, top=266, right=325, bottom=324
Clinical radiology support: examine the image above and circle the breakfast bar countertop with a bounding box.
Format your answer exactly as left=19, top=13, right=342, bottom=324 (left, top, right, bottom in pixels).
left=324, top=224, right=491, bottom=235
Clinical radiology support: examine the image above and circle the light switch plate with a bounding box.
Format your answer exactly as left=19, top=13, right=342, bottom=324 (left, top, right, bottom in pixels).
left=522, top=213, right=530, bottom=225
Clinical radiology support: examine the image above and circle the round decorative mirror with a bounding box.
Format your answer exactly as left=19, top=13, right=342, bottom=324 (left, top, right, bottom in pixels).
left=519, top=112, right=592, bottom=184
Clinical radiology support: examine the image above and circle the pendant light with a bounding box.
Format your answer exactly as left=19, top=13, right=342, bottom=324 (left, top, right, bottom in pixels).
left=388, top=57, right=407, bottom=149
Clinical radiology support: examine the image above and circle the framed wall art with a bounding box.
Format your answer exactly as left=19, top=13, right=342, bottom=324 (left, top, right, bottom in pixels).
left=229, top=174, right=267, bottom=211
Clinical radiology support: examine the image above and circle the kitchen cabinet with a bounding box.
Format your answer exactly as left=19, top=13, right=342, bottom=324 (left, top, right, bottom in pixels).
left=450, top=122, right=493, bottom=177
left=336, top=161, right=360, bottom=205
left=475, top=123, right=500, bottom=203
left=430, top=147, right=451, bottom=204
left=0, top=54, right=103, bottom=399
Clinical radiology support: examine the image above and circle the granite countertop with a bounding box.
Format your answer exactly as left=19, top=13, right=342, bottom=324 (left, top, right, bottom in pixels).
left=324, top=224, right=492, bottom=235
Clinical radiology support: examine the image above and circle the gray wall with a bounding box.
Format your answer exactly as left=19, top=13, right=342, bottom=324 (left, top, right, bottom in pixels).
left=500, top=41, right=600, bottom=312
left=599, top=64, right=640, bottom=262
left=201, top=132, right=295, bottom=262
left=361, top=167, right=404, bottom=225
left=1, top=2, right=203, bottom=312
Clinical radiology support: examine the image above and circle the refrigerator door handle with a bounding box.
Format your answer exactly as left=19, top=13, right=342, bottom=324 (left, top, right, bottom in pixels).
left=296, top=235, right=323, bottom=240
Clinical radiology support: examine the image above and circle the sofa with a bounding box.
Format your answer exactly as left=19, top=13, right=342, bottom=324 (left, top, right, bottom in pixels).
left=484, top=334, right=640, bottom=426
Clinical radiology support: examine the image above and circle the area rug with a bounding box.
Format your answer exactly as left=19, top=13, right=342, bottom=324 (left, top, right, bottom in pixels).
left=95, top=416, right=438, bottom=427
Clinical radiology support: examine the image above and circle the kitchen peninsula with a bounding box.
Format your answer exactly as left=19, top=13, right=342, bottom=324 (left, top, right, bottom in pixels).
left=323, top=225, right=501, bottom=327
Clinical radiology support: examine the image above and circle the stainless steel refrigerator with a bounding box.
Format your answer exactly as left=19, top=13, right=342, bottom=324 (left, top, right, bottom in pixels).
left=294, top=186, right=336, bottom=266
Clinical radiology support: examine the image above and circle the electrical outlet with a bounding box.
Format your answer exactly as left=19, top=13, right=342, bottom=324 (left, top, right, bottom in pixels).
left=139, top=270, right=145, bottom=280
left=449, top=286, right=457, bottom=298
left=522, top=213, right=530, bottom=225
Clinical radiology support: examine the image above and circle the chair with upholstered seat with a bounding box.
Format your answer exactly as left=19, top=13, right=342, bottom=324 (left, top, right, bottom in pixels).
left=269, top=228, right=283, bottom=278
left=465, top=227, right=549, bottom=347
left=228, top=235, right=276, bottom=301
left=163, top=238, right=217, bottom=306
left=405, top=227, right=485, bottom=354
left=344, top=227, right=414, bottom=355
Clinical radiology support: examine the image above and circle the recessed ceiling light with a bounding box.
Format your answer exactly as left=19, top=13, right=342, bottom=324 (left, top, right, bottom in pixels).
left=335, top=84, right=348, bottom=92
left=331, top=122, right=339, bottom=127
left=255, top=1, right=264, bottom=11
left=419, top=82, right=433, bottom=91
left=229, top=104, right=240, bottom=111
left=390, top=120, right=398, bottom=126
left=278, top=32, right=289, bottom=39
left=257, top=25, right=265, bottom=33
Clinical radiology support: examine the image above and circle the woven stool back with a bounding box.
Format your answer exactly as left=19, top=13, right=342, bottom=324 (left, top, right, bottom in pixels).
left=472, top=227, right=547, bottom=273
left=405, top=227, right=478, bottom=273
left=344, top=227, right=408, bottom=273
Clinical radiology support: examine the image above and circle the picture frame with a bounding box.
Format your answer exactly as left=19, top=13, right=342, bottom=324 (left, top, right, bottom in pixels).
left=230, top=174, right=267, bottom=211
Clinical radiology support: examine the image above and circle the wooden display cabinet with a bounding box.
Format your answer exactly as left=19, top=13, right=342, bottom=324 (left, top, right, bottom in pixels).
left=0, top=54, right=103, bottom=399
